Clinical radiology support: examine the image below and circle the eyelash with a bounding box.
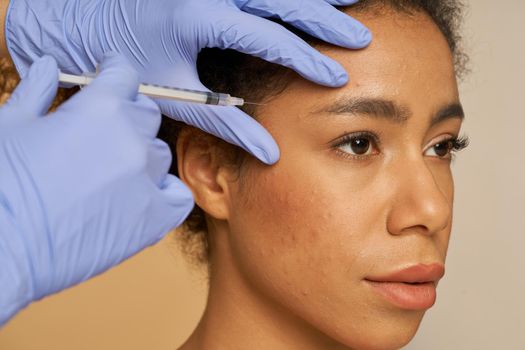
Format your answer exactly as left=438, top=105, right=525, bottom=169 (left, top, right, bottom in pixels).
left=447, top=135, right=471, bottom=162
left=332, top=131, right=471, bottom=162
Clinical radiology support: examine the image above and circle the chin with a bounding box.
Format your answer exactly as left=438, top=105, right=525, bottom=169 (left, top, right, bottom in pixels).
left=325, top=312, right=425, bottom=350
left=341, top=331, right=419, bottom=350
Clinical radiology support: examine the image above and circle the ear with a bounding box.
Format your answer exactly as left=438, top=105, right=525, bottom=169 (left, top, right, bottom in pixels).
left=176, top=127, right=236, bottom=220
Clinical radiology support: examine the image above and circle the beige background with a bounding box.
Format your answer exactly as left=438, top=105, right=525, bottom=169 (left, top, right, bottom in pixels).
left=1, top=0, right=524, bottom=348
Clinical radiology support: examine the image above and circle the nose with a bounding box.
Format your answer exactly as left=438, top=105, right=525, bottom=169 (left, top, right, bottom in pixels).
left=386, top=158, right=452, bottom=237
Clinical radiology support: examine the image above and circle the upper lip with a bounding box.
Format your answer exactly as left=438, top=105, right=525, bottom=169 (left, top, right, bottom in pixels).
left=365, top=263, right=445, bottom=284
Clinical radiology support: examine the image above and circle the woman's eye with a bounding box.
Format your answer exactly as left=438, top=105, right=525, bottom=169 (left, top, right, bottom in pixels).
left=425, top=135, right=470, bottom=159
left=334, top=132, right=379, bottom=159
left=426, top=140, right=453, bottom=158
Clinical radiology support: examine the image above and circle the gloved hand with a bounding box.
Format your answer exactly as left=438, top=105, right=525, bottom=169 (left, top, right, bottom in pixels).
left=0, top=54, right=194, bottom=326
left=5, top=0, right=371, bottom=165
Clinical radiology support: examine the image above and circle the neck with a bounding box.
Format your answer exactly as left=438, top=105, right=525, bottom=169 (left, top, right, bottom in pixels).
left=178, top=222, right=349, bottom=350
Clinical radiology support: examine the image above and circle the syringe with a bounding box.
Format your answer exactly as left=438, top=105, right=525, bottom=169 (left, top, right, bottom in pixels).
left=58, top=72, right=245, bottom=107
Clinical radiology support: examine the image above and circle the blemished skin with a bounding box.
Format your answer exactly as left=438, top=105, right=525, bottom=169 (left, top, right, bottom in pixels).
left=176, top=8, right=465, bottom=350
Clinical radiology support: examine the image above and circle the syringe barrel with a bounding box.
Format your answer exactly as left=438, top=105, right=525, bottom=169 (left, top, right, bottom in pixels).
left=58, top=71, right=245, bottom=106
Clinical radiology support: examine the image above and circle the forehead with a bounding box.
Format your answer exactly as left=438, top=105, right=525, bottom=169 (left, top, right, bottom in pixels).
left=339, top=9, right=456, bottom=93
left=265, top=10, right=459, bottom=119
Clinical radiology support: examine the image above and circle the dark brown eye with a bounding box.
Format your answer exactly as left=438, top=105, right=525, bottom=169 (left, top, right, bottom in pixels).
left=433, top=141, right=452, bottom=157
left=425, top=137, right=469, bottom=159
left=425, top=135, right=471, bottom=159
left=336, top=133, right=378, bottom=157
left=349, top=137, right=371, bottom=155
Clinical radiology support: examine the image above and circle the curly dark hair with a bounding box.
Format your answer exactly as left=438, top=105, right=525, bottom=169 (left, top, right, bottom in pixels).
left=158, top=0, right=468, bottom=266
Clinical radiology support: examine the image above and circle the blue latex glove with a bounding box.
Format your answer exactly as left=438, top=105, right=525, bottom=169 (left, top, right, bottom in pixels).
left=6, top=0, right=371, bottom=165
left=0, top=54, right=194, bottom=326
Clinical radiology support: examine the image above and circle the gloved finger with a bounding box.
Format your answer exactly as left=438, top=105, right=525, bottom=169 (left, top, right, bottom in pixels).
left=157, top=97, right=280, bottom=165
left=236, top=0, right=371, bottom=49
left=210, top=9, right=349, bottom=87
left=80, top=52, right=140, bottom=101
left=147, top=138, right=173, bottom=187
left=1, top=56, right=59, bottom=121
left=161, top=174, right=195, bottom=224
left=138, top=175, right=194, bottom=247
left=149, top=64, right=280, bottom=165
left=127, top=94, right=163, bottom=140
left=323, top=0, right=360, bottom=5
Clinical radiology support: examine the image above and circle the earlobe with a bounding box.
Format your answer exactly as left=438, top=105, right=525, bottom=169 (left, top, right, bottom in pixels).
left=176, top=127, right=232, bottom=220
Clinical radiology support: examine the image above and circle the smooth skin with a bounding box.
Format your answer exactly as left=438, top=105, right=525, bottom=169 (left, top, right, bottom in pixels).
left=175, top=8, right=464, bottom=350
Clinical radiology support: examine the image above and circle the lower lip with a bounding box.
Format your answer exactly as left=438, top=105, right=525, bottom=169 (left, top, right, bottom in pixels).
left=365, top=280, right=437, bottom=310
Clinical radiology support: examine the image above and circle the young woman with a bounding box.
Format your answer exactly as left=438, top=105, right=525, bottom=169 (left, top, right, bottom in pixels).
left=158, top=1, right=470, bottom=349
left=0, top=1, right=469, bottom=348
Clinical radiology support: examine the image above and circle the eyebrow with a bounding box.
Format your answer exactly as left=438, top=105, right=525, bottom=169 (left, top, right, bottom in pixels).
left=311, top=97, right=465, bottom=127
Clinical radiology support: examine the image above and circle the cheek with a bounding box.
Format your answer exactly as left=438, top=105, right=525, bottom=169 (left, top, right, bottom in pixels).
left=227, top=160, right=425, bottom=348
left=229, top=155, right=388, bottom=298
left=230, top=157, right=375, bottom=270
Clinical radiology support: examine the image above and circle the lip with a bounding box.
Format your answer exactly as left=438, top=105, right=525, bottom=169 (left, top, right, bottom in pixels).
left=366, top=263, right=445, bottom=284
left=364, top=263, right=445, bottom=310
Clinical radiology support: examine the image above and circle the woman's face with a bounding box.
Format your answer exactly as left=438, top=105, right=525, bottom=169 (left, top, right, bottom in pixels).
left=221, top=10, right=464, bottom=350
